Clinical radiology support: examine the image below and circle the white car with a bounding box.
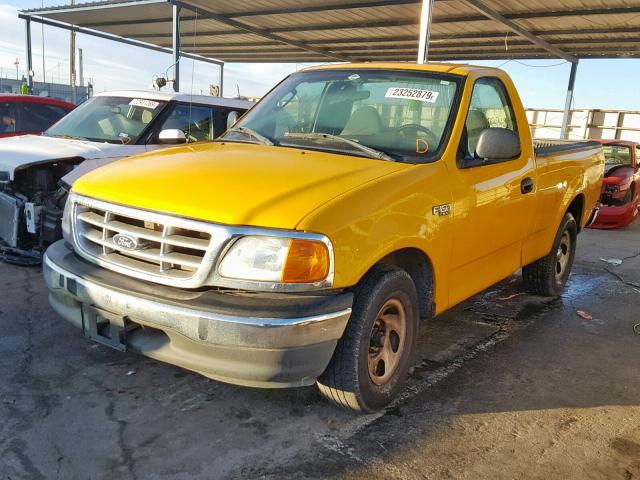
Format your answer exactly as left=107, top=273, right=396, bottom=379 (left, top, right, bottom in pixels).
left=0, top=90, right=251, bottom=262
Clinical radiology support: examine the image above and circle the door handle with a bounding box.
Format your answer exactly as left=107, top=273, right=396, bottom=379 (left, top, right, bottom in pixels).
left=521, top=177, right=534, bottom=194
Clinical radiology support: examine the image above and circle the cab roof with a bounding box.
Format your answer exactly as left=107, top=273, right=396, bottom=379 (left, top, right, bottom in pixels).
left=300, top=62, right=495, bottom=76
left=94, top=90, right=253, bottom=109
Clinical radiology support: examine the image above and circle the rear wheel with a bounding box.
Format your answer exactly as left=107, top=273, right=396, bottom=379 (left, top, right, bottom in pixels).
left=522, top=212, right=577, bottom=296
left=317, top=265, right=419, bottom=412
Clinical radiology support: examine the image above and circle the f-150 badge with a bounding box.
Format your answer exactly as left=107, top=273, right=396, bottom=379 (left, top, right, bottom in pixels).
left=432, top=204, right=451, bottom=217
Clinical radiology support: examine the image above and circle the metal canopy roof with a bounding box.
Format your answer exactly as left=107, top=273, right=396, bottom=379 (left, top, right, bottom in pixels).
left=20, top=0, right=640, bottom=64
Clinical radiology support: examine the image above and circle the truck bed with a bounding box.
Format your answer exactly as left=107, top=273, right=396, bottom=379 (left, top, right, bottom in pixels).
left=534, top=139, right=602, bottom=157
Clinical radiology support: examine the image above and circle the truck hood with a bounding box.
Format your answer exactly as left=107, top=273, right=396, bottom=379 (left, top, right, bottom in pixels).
left=72, top=142, right=410, bottom=230
left=0, top=135, right=134, bottom=180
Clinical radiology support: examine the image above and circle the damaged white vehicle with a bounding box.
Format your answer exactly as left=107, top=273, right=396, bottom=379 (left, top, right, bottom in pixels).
left=0, top=90, right=251, bottom=263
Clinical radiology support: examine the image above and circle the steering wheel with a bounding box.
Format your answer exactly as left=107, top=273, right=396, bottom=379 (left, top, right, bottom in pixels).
left=398, top=124, right=438, bottom=153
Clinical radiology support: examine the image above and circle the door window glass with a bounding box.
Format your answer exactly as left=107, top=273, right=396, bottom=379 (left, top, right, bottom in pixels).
left=160, top=104, right=215, bottom=141
left=464, top=78, right=517, bottom=157
left=17, top=102, right=72, bottom=132
left=0, top=102, right=17, bottom=134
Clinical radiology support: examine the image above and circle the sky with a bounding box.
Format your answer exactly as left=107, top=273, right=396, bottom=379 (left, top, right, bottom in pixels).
left=1, top=0, right=639, bottom=110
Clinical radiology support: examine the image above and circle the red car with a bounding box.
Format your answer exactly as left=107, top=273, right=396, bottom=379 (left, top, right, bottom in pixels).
left=0, top=95, right=75, bottom=138
left=590, top=140, right=640, bottom=229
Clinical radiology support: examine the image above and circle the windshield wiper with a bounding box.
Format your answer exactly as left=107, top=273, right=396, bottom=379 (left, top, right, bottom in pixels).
left=46, top=133, right=87, bottom=141
left=224, top=127, right=274, bottom=146
left=282, top=132, right=396, bottom=162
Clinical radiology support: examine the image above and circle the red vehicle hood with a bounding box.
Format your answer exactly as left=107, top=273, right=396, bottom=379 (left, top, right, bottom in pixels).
left=604, top=165, right=634, bottom=184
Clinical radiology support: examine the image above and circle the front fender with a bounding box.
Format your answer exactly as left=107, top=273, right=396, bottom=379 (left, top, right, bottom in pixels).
left=297, top=161, right=454, bottom=312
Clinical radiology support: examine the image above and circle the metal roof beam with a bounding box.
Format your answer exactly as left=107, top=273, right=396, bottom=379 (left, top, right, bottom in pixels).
left=17, top=13, right=224, bottom=66
left=127, top=19, right=417, bottom=38
left=228, top=0, right=420, bottom=17
left=170, top=0, right=352, bottom=63
left=188, top=37, right=640, bottom=55
left=461, top=0, right=576, bottom=63
left=167, top=26, right=640, bottom=49
left=230, top=2, right=640, bottom=20
left=21, top=0, right=167, bottom=16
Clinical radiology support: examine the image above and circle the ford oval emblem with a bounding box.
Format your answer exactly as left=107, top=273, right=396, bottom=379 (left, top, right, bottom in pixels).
left=112, top=233, right=140, bottom=251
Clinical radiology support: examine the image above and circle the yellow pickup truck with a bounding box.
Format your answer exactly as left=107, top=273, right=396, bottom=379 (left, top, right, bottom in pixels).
left=43, top=63, right=603, bottom=412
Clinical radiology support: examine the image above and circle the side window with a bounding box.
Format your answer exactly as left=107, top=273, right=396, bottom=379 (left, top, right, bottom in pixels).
left=16, top=102, right=71, bottom=132
left=636, top=146, right=640, bottom=168
left=159, top=104, right=215, bottom=142
left=464, top=77, right=518, bottom=158
left=0, top=102, right=17, bottom=134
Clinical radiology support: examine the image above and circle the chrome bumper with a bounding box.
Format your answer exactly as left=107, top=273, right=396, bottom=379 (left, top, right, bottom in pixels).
left=43, top=240, right=352, bottom=387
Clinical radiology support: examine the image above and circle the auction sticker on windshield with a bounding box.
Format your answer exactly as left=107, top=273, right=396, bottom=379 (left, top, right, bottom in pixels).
left=129, top=99, right=160, bottom=109
left=385, top=88, right=439, bottom=103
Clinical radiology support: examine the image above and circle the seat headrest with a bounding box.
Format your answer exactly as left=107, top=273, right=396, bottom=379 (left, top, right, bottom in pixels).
left=341, top=106, right=383, bottom=136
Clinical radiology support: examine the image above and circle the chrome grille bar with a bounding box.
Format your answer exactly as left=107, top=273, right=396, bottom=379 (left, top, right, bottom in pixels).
left=71, top=194, right=224, bottom=288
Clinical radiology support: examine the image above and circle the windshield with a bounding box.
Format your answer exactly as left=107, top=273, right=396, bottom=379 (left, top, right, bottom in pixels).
left=221, top=69, right=462, bottom=162
left=603, top=145, right=632, bottom=167
left=45, top=96, right=167, bottom=144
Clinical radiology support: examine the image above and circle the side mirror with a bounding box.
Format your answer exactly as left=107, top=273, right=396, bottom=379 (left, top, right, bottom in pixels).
left=158, top=128, right=187, bottom=145
left=226, top=111, right=239, bottom=130
left=475, top=128, right=521, bottom=161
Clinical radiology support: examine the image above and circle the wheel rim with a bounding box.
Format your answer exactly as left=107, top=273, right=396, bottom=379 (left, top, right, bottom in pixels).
left=368, top=298, right=407, bottom=386
left=555, top=230, right=571, bottom=280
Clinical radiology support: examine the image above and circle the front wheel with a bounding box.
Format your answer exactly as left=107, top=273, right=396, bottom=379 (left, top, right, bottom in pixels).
left=317, top=265, right=419, bottom=412
left=522, top=212, right=577, bottom=296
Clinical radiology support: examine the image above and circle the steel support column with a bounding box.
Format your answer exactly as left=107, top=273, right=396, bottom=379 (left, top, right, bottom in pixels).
left=417, top=0, right=434, bottom=64
left=219, top=63, right=224, bottom=97
left=24, top=17, right=33, bottom=93
left=561, top=60, right=579, bottom=139
left=172, top=3, right=181, bottom=92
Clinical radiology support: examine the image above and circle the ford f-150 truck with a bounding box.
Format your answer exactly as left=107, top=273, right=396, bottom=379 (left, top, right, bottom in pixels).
left=43, top=63, right=604, bottom=412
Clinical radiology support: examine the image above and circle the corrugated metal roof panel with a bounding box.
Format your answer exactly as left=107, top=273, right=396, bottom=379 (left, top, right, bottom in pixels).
left=20, top=0, right=640, bottom=62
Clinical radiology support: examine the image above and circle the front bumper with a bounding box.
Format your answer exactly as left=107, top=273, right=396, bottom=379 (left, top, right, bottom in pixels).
left=590, top=201, right=639, bottom=229
left=43, top=240, right=352, bottom=388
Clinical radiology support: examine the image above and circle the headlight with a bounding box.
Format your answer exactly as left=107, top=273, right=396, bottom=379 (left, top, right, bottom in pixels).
left=218, top=235, right=331, bottom=284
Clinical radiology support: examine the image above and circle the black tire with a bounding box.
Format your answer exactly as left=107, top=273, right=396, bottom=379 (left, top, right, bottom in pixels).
left=522, top=212, right=577, bottom=296
left=317, top=265, right=419, bottom=412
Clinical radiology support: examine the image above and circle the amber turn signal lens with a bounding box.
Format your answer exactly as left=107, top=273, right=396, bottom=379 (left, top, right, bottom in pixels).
left=282, top=239, right=330, bottom=283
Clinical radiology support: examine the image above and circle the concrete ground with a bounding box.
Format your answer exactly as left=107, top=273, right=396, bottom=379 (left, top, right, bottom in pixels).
left=1, top=222, right=639, bottom=480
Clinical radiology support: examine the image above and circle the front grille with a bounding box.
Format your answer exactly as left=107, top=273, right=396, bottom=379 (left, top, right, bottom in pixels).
left=68, top=193, right=334, bottom=293
left=72, top=196, right=223, bottom=287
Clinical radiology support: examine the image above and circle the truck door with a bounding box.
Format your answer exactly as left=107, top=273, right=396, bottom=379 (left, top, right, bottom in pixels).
left=447, top=76, right=536, bottom=306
